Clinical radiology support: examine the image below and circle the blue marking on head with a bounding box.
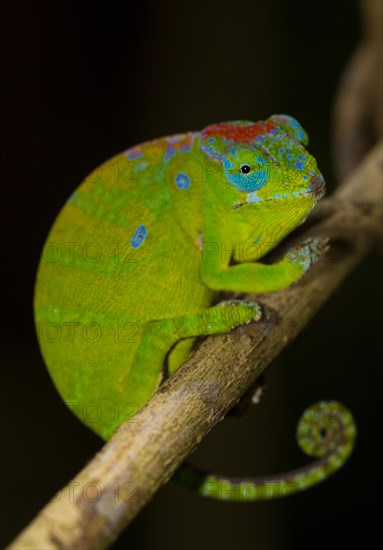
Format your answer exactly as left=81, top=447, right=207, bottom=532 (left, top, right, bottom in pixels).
left=295, top=161, right=304, bottom=170
left=247, top=190, right=263, bottom=203
left=175, top=172, right=191, bottom=190
left=130, top=224, right=147, bottom=249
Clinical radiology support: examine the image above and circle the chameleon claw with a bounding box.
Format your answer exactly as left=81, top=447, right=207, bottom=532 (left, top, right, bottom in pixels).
left=287, top=237, right=329, bottom=272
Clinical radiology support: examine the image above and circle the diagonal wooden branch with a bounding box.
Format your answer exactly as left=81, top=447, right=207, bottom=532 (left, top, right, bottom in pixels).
left=9, top=144, right=382, bottom=550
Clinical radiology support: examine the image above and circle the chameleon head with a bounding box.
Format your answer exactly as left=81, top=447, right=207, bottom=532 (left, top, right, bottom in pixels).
left=200, top=115, right=325, bottom=246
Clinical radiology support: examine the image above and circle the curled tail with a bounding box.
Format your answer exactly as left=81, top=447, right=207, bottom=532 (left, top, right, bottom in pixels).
left=173, top=401, right=356, bottom=501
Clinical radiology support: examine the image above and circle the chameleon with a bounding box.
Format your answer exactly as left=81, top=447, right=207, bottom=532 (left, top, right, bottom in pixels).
left=34, top=114, right=356, bottom=501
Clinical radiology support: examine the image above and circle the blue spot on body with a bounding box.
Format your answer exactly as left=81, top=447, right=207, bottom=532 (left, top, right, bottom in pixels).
left=179, top=145, right=192, bottom=152
left=280, top=148, right=285, bottom=153
left=130, top=224, right=147, bottom=249
left=295, top=161, right=304, bottom=170
left=175, top=172, right=191, bottom=190
left=164, top=146, right=175, bottom=162
left=135, top=161, right=148, bottom=172
left=168, top=135, right=182, bottom=144
left=125, top=148, right=143, bottom=160
left=275, top=193, right=282, bottom=199
left=287, top=153, right=293, bottom=159
left=309, top=170, right=315, bottom=176
left=208, top=137, right=216, bottom=143
left=302, top=174, right=308, bottom=180
left=67, top=191, right=76, bottom=204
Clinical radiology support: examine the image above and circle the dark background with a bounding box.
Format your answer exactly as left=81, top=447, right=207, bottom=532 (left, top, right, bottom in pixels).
left=2, top=1, right=382, bottom=549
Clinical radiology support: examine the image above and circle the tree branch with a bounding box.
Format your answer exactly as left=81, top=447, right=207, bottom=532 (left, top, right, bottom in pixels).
left=332, top=0, right=383, bottom=179
left=9, top=143, right=383, bottom=549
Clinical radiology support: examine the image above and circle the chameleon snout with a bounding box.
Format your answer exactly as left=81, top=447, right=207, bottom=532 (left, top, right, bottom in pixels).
left=309, top=175, right=326, bottom=200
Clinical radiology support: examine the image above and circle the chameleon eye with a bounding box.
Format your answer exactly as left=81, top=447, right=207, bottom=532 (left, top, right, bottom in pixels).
left=224, top=152, right=268, bottom=192
left=240, top=164, right=251, bottom=174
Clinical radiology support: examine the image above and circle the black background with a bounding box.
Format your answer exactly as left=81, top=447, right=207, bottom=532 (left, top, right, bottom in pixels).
left=1, top=1, right=382, bottom=549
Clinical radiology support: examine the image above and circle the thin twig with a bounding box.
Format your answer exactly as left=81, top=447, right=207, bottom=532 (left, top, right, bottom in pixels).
left=9, top=143, right=382, bottom=549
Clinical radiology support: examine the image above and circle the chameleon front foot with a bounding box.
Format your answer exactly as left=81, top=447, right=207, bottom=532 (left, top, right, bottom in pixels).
left=173, top=400, right=356, bottom=501
left=228, top=375, right=267, bottom=417
left=286, top=237, right=329, bottom=275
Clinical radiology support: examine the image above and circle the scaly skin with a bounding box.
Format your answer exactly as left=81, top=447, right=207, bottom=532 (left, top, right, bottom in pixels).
left=34, top=114, right=356, bottom=500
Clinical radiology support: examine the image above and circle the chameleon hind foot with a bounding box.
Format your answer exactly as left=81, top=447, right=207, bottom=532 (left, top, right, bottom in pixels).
left=172, top=400, right=356, bottom=501
left=124, top=299, right=264, bottom=416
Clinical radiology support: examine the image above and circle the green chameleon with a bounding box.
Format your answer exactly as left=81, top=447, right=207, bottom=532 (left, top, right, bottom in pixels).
left=34, top=115, right=356, bottom=501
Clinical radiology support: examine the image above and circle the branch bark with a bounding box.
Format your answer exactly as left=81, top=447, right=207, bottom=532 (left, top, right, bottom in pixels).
left=9, top=143, right=383, bottom=549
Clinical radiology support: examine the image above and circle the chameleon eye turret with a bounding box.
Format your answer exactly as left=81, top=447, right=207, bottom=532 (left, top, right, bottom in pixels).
left=34, top=115, right=355, bottom=501
left=223, top=150, right=269, bottom=192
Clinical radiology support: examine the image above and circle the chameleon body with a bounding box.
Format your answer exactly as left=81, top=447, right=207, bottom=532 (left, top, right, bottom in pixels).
left=34, top=115, right=356, bottom=500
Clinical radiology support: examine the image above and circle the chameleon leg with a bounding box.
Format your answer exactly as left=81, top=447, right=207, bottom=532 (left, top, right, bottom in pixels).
left=166, top=302, right=266, bottom=375
left=202, top=238, right=328, bottom=293
left=173, top=401, right=356, bottom=501
left=123, top=300, right=262, bottom=419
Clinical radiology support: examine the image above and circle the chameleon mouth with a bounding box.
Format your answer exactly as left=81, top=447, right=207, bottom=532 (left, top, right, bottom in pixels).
left=233, top=187, right=319, bottom=210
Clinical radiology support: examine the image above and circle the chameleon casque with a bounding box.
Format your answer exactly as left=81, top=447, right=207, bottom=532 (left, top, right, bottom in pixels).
left=34, top=115, right=356, bottom=501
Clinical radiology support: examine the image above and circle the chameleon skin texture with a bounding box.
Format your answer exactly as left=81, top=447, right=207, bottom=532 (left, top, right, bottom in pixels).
left=173, top=401, right=356, bottom=501
left=34, top=115, right=356, bottom=500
